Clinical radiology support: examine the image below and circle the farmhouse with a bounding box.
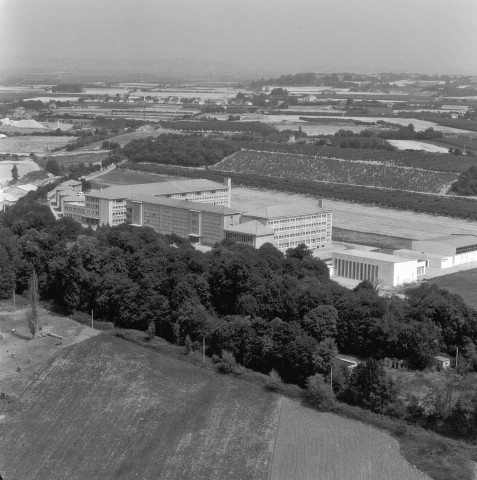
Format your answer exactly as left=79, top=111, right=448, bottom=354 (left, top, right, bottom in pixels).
left=332, top=249, right=425, bottom=287
left=240, top=202, right=332, bottom=252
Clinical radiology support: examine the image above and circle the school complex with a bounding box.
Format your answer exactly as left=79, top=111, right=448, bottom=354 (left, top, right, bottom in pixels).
left=58, top=177, right=332, bottom=252
left=56, top=177, right=477, bottom=286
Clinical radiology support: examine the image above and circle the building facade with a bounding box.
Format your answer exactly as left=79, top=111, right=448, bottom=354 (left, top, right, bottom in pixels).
left=224, top=220, right=275, bottom=248
left=411, top=235, right=477, bottom=268
left=63, top=178, right=232, bottom=227
left=240, top=202, right=332, bottom=252
left=332, top=249, right=424, bottom=287
left=128, top=195, right=240, bottom=245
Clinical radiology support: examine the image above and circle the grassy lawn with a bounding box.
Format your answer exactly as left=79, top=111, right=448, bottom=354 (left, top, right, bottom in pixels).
left=90, top=168, right=186, bottom=188
left=428, top=268, right=477, bottom=309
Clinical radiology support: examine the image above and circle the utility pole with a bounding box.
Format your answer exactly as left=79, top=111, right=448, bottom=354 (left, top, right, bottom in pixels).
left=12, top=289, right=15, bottom=311
left=456, top=346, right=459, bottom=368
left=330, top=364, right=333, bottom=393
left=202, top=336, right=205, bottom=364
left=91, top=309, right=94, bottom=332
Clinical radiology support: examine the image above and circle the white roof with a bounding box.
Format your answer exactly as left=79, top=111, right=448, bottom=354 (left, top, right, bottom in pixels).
left=333, top=249, right=416, bottom=264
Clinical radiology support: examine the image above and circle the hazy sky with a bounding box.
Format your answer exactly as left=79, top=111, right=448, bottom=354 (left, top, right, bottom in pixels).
left=1, top=0, right=476, bottom=75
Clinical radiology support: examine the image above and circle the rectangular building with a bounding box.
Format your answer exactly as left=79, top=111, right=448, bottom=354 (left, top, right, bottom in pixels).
left=412, top=235, right=477, bottom=268
left=332, top=249, right=424, bottom=287
left=63, top=178, right=232, bottom=227
left=240, top=202, right=332, bottom=252
left=224, top=220, right=275, bottom=248
left=128, top=195, right=241, bottom=246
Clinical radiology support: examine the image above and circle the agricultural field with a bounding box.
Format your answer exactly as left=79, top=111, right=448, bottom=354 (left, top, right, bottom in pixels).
left=325, top=135, right=392, bottom=150
left=215, top=150, right=458, bottom=194
left=387, top=140, right=450, bottom=153
left=0, top=135, right=76, bottom=154
left=90, top=168, right=186, bottom=188
left=229, top=142, right=477, bottom=173
left=35, top=151, right=109, bottom=168
left=77, top=126, right=180, bottom=151
left=0, top=334, right=280, bottom=480
left=231, top=186, right=477, bottom=239
left=269, top=398, right=430, bottom=480
left=428, top=268, right=477, bottom=309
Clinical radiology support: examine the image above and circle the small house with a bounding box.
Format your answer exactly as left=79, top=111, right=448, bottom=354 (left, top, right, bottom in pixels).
left=385, top=358, right=406, bottom=370
left=434, top=355, right=451, bottom=370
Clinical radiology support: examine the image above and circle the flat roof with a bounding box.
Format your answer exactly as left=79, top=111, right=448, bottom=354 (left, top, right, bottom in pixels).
left=130, top=194, right=239, bottom=215
left=393, top=249, right=445, bottom=260
left=225, top=220, right=275, bottom=236
left=87, top=179, right=229, bottom=200
left=243, top=202, right=329, bottom=220
left=333, top=248, right=416, bottom=264
left=417, top=234, right=477, bottom=249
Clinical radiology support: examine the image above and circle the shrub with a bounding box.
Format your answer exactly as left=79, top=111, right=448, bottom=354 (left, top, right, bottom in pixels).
left=265, top=369, right=283, bottom=391
left=305, top=374, right=336, bottom=410
left=217, top=350, right=238, bottom=374
left=146, top=321, right=156, bottom=341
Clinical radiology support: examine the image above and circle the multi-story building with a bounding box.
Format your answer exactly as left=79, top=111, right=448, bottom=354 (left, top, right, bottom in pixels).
left=63, top=178, right=232, bottom=227
left=239, top=202, right=332, bottom=252
left=128, top=195, right=240, bottom=245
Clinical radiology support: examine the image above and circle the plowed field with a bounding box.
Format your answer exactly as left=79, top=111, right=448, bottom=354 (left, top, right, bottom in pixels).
left=269, top=398, right=430, bottom=480
left=0, top=335, right=279, bottom=480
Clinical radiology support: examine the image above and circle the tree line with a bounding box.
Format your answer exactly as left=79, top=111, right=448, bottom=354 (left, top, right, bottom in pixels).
left=2, top=188, right=477, bottom=440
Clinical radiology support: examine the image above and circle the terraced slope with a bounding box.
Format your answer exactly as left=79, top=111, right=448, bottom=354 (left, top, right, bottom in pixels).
left=213, top=150, right=458, bottom=194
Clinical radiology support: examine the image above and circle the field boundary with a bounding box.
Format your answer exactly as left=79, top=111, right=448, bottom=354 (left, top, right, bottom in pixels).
left=266, top=397, right=283, bottom=480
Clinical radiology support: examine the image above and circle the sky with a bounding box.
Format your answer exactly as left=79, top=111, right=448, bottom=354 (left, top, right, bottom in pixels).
left=1, top=0, right=476, bottom=75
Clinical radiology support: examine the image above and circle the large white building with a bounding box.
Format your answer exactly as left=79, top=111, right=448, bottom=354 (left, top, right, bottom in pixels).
left=239, top=202, right=332, bottom=252
left=63, top=178, right=232, bottom=227
left=332, top=249, right=425, bottom=287
left=410, top=235, right=477, bottom=269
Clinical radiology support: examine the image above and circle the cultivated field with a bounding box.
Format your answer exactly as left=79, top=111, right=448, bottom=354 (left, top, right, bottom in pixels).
left=387, top=140, right=450, bottom=153
left=428, top=267, right=477, bottom=309
left=0, top=135, right=76, bottom=154
left=77, top=127, right=178, bottom=151
left=0, top=335, right=279, bottom=480
left=36, top=151, right=109, bottom=168
left=91, top=168, right=186, bottom=188
left=269, top=398, right=430, bottom=480
left=231, top=187, right=477, bottom=239
left=215, top=150, right=458, bottom=193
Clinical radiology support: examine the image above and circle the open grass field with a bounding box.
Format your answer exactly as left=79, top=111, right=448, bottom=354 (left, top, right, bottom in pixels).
left=232, top=186, right=477, bottom=240
left=0, top=334, right=279, bottom=480
left=90, top=168, right=187, bottom=188
left=269, top=398, right=430, bottom=480
left=0, top=135, right=76, bottom=154
left=428, top=267, right=477, bottom=309
left=0, top=306, right=100, bottom=394
left=387, top=140, right=450, bottom=153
